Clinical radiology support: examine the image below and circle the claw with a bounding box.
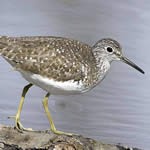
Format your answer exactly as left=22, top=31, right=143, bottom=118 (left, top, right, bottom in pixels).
left=16, top=120, right=33, bottom=132
left=8, top=115, right=33, bottom=132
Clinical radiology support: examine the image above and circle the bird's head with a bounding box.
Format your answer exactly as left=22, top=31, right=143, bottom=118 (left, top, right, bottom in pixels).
left=92, top=38, right=144, bottom=74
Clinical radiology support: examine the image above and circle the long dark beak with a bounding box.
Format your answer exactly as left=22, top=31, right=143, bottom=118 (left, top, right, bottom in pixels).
left=121, top=56, right=144, bottom=74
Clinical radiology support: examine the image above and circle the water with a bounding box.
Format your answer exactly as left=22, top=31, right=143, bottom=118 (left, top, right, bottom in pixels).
left=0, top=0, right=150, bottom=149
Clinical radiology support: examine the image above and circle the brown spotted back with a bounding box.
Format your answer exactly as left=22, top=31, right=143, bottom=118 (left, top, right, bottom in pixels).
left=0, top=36, right=99, bottom=87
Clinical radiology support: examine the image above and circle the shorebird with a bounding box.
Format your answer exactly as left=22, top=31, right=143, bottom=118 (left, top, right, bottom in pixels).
left=0, top=36, right=144, bottom=135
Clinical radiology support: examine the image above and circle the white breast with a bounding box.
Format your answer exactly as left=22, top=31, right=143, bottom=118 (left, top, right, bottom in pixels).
left=20, top=70, right=87, bottom=95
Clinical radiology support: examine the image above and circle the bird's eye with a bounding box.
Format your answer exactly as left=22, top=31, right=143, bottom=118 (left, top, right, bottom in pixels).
left=106, top=47, right=113, bottom=53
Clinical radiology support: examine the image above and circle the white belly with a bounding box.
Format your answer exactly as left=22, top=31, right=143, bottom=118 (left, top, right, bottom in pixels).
left=20, top=70, right=87, bottom=95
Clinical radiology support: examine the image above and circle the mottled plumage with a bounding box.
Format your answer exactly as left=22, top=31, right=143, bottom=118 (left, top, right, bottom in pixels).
left=0, top=36, right=144, bottom=134
left=0, top=36, right=101, bottom=91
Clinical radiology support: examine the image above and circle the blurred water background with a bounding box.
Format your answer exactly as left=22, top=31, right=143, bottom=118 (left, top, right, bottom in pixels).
left=0, top=0, right=149, bottom=149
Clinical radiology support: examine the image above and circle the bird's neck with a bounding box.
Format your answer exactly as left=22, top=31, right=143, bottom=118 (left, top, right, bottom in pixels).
left=95, top=56, right=111, bottom=83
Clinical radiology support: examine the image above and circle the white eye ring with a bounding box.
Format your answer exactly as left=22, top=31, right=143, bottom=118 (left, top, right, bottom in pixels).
left=106, top=47, right=113, bottom=53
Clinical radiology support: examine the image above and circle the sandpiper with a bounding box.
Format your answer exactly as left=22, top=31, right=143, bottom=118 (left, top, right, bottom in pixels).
left=0, top=36, right=144, bottom=135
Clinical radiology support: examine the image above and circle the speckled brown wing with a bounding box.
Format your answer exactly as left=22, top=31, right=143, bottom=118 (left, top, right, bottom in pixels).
left=0, top=36, right=97, bottom=84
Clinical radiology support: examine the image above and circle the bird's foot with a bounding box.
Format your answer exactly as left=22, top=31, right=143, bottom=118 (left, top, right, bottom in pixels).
left=15, top=120, right=33, bottom=132
left=8, top=115, right=33, bottom=132
left=50, top=127, right=74, bottom=136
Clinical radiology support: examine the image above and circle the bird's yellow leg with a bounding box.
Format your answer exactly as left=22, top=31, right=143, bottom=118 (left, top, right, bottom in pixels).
left=9, top=83, right=33, bottom=132
left=42, top=93, right=72, bottom=135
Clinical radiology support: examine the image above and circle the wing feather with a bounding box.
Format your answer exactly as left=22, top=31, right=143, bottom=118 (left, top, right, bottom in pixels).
left=1, top=36, right=95, bottom=82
